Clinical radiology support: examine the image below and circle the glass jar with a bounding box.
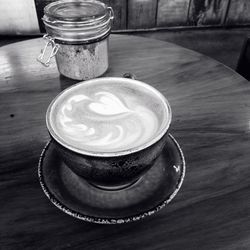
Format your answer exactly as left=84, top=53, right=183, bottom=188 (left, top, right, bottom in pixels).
left=37, top=0, right=113, bottom=80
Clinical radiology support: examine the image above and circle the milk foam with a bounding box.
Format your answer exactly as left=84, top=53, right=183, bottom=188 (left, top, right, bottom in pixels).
left=49, top=79, right=170, bottom=153
left=54, top=90, right=160, bottom=152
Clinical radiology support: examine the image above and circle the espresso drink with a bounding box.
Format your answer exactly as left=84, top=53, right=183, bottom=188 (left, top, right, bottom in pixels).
left=47, top=78, right=171, bottom=153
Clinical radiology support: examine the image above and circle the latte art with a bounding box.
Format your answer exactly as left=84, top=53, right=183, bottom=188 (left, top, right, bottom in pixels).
left=56, top=91, right=159, bottom=152
left=48, top=78, right=171, bottom=154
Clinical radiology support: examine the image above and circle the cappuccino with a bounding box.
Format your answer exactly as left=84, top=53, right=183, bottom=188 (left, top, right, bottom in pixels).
left=47, top=77, right=171, bottom=154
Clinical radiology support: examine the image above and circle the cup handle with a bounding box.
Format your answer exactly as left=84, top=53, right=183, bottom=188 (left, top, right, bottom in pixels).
left=122, top=73, right=136, bottom=80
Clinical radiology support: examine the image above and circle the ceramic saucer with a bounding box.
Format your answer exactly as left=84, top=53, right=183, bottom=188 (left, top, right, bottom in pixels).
left=38, top=134, right=185, bottom=224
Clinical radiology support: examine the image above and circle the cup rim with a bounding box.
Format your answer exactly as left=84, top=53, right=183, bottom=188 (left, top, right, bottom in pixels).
left=46, top=77, right=172, bottom=157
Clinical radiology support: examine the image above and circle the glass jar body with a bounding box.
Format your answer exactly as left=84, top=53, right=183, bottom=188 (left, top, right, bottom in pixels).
left=38, top=0, right=113, bottom=80
left=55, top=37, right=109, bottom=80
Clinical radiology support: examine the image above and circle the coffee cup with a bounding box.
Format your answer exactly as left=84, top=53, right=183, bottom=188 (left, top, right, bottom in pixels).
left=46, top=76, right=172, bottom=190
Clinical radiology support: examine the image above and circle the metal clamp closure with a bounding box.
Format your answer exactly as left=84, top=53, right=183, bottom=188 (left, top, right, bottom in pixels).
left=37, top=34, right=59, bottom=67
left=108, top=7, right=114, bottom=20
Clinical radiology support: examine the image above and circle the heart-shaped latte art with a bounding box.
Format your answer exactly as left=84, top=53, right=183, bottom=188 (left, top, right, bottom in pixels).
left=89, top=92, right=129, bottom=115
left=55, top=88, right=161, bottom=152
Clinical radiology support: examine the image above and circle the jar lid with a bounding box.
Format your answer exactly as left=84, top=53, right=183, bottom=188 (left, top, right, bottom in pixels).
left=42, top=0, right=113, bottom=44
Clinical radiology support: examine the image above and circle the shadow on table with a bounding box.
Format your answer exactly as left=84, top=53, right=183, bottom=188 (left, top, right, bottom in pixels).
left=59, top=74, right=79, bottom=90
left=59, top=67, right=114, bottom=91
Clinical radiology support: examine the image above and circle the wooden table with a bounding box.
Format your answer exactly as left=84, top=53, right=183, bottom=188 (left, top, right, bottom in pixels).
left=1, top=34, right=250, bottom=249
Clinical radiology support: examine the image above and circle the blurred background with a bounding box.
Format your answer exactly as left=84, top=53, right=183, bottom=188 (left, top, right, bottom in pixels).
left=0, top=0, right=250, bottom=71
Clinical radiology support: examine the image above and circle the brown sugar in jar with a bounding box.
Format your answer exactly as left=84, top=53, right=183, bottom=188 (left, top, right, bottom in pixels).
left=38, top=0, right=113, bottom=80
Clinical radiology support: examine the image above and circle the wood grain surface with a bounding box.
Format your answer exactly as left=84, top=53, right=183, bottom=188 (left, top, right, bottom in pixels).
left=226, top=0, right=250, bottom=25
left=1, top=0, right=250, bottom=35
left=157, top=0, right=190, bottom=27
left=102, top=0, right=127, bottom=30
left=127, top=0, right=158, bottom=29
left=1, top=35, right=250, bottom=249
left=188, top=0, right=230, bottom=25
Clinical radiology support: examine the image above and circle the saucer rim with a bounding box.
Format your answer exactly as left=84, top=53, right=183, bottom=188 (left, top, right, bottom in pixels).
left=38, top=133, right=186, bottom=224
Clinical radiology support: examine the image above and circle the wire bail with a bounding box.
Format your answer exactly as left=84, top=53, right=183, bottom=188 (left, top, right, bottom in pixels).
left=37, top=34, right=59, bottom=67
left=108, top=7, right=114, bottom=20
